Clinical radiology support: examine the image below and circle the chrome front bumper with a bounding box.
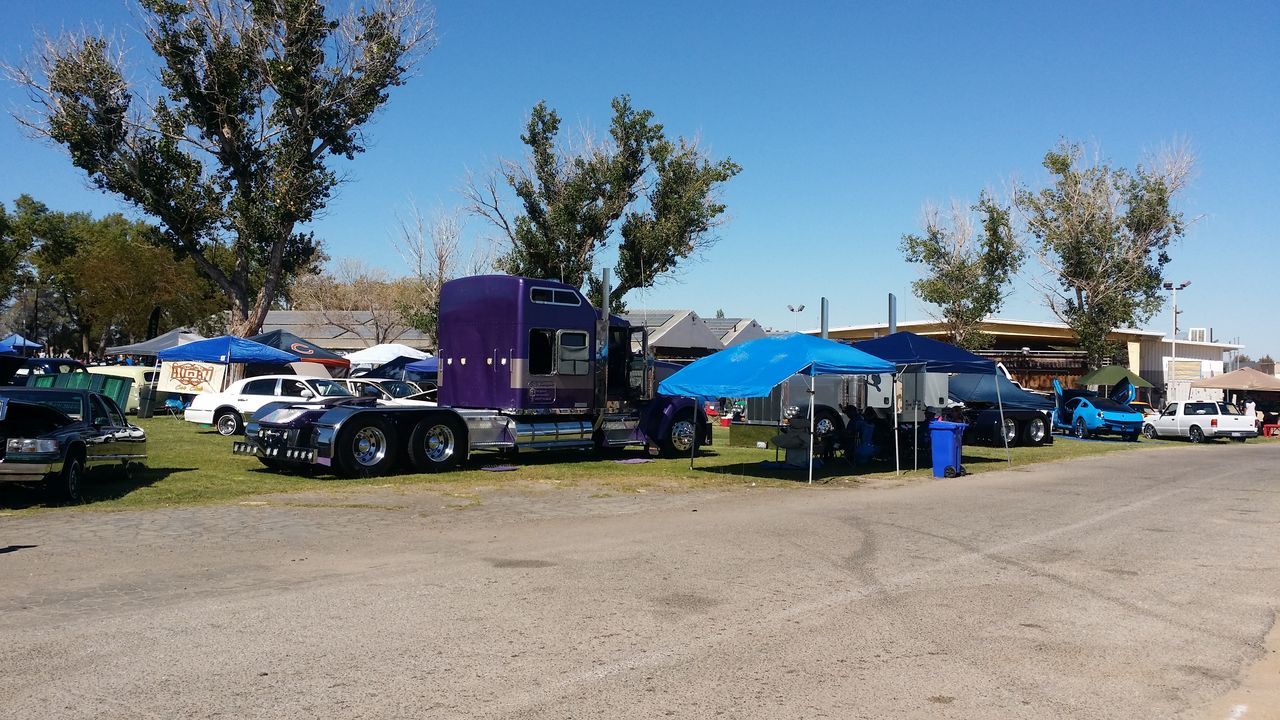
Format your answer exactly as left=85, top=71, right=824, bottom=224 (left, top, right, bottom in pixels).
left=0, top=459, right=61, bottom=483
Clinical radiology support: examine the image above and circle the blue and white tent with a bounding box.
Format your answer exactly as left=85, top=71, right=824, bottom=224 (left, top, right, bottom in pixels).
left=156, top=335, right=298, bottom=364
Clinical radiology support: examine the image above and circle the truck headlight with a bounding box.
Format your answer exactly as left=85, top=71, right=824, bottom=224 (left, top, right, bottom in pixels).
left=6, top=438, right=59, bottom=453
left=260, top=408, right=310, bottom=425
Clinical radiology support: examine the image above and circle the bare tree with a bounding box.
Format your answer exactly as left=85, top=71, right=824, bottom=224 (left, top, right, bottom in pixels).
left=291, top=258, right=415, bottom=345
left=391, top=201, right=489, bottom=341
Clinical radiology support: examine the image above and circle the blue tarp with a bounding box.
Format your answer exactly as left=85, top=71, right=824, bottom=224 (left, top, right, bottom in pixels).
left=658, top=333, right=895, bottom=400
left=852, top=332, right=995, bottom=374
left=156, top=335, right=298, bottom=364
left=0, top=342, right=15, bottom=355
left=1, top=333, right=42, bottom=348
left=404, top=357, right=439, bottom=373
left=948, top=373, right=1053, bottom=411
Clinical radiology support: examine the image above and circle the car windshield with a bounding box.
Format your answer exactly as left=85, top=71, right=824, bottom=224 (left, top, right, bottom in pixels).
left=311, top=380, right=353, bottom=397
left=381, top=381, right=418, bottom=398
left=1090, top=398, right=1131, bottom=412
left=0, top=390, right=84, bottom=420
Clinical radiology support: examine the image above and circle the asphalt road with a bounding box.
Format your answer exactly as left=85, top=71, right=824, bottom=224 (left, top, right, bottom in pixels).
left=1, top=442, right=1277, bottom=719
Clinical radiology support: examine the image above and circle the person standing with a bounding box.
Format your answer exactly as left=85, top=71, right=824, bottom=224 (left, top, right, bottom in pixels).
left=1244, top=395, right=1257, bottom=430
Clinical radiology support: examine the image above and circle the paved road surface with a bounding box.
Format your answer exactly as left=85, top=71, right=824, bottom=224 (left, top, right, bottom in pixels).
left=1, top=442, right=1277, bottom=719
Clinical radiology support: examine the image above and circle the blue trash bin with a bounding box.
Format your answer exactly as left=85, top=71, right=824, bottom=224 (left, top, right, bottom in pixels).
left=929, top=420, right=967, bottom=478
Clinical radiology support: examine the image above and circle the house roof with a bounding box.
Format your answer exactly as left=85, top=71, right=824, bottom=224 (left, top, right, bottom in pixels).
left=703, top=317, right=768, bottom=347
left=620, top=309, right=723, bottom=352
left=261, top=310, right=432, bottom=352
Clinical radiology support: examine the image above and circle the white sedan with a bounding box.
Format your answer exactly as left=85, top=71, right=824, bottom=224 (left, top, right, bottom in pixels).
left=185, top=375, right=353, bottom=435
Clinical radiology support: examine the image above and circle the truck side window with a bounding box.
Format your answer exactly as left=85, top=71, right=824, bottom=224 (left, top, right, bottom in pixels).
left=557, top=331, right=589, bottom=376
left=529, top=329, right=555, bottom=375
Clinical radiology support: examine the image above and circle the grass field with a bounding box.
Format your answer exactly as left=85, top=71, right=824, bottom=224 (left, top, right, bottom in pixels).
left=0, top=415, right=1272, bottom=513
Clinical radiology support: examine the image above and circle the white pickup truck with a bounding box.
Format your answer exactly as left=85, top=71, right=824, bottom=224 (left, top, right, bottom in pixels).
left=1142, top=400, right=1258, bottom=443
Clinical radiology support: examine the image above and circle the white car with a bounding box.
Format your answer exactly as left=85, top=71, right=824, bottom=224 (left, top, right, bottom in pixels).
left=1143, top=400, right=1258, bottom=443
left=340, top=378, right=436, bottom=406
left=185, top=375, right=353, bottom=435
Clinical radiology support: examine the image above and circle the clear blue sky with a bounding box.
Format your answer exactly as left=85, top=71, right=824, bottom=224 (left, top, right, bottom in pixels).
left=2, top=1, right=1277, bottom=355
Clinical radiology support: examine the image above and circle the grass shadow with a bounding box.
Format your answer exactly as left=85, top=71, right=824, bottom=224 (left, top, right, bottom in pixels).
left=0, top=465, right=195, bottom=510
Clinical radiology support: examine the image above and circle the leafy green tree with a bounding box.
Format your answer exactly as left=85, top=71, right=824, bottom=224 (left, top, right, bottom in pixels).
left=7, top=0, right=433, bottom=335
left=0, top=202, right=29, bottom=307
left=900, top=193, right=1022, bottom=349
left=1016, top=141, right=1192, bottom=368
left=7, top=195, right=223, bottom=352
left=466, top=95, right=740, bottom=311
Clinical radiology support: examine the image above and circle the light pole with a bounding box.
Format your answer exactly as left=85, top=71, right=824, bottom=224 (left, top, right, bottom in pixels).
left=1164, top=280, right=1190, bottom=403
left=786, top=304, right=805, bottom=333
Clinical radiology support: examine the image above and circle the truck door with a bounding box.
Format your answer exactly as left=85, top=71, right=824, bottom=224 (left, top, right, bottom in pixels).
left=1157, top=403, right=1180, bottom=435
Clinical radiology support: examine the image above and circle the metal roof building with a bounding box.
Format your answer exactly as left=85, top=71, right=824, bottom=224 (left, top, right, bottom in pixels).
left=259, top=311, right=433, bottom=353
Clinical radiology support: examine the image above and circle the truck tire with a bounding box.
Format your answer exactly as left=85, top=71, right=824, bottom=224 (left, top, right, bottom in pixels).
left=214, top=408, right=243, bottom=436
left=334, top=415, right=399, bottom=478
left=1143, top=423, right=1158, bottom=439
left=1022, top=417, right=1047, bottom=445
left=1000, top=417, right=1020, bottom=447
left=814, top=407, right=844, bottom=440
left=1188, top=425, right=1204, bottom=444
left=659, top=410, right=698, bottom=457
left=407, top=416, right=466, bottom=472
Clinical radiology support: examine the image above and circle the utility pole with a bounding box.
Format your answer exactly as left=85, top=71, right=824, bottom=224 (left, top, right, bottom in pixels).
left=1163, top=280, right=1190, bottom=403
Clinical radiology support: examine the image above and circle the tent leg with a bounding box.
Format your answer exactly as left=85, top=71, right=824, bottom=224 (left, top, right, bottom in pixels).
left=893, top=373, right=900, bottom=476
left=995, top=369, right=1010, bottom=465
left=808, top=371, right=816, bottom=484
left=690, top=397, right=697, bottom=470
left=913, top=371, right=919, bottom=471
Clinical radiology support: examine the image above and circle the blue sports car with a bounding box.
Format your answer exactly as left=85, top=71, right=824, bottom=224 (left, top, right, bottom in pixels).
left=1051, top=378, right=1144, bottom=441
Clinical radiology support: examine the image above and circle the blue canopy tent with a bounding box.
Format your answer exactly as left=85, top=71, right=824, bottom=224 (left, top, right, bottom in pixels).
left=659, top=333, right=895, bottom=483
left=404, top=357, right=438, bottom=374
left=852, top=331, right=1009, bottom=470
left=1, top=333, right=43, bottom=355
left=157, top=335, right=299, bottom=364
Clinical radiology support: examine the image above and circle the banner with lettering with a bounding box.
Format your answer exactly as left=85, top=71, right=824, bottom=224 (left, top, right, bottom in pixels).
left=158, top=360, right=228, bottom=394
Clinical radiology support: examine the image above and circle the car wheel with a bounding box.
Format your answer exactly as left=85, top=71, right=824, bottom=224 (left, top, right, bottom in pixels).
left=1022, top=417, right=1047, bottom=445
left=814, top=408, right=844, bottom=440
left=1188, top=425, right=1204, bottom=444
left=335, top=416, right=399, bottom=478
left=1001, top=417, right=1019, bottom=446
left=1143, top=423, right=1158, bottom=439
left=1073, top=418, right=1089, bottom=439
left=49, top=455, right=85, bottom=504
left=408, top=416, right=466, bottom=472
left=660, top=410, right=697, bottom=457
left=214, top=409, right=244, bottom=436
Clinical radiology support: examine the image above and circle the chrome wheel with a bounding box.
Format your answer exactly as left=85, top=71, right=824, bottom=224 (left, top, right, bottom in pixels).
left=1189, top=426, right=1204, bottom=444
left=1002, top=418, right=1018, bottom=444
left=815, top=417, right=837, bottom=436
left=352, top=426, right=389, bottom=466
left=216, top=412, right=240, bottom=436
left=670, top=419, right=696, bottom=453
left=1073, top=418, right=1087, bottom=439
left=423, top=424, right=455, bottom=463
left=1143, top=423, right=1157, bottom=439
left=1025, top=418, right=1046, bottom=444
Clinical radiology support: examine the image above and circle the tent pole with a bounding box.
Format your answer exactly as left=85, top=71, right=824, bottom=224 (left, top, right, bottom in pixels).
left=995, top=367, right=1010, bottom=465
left=690, top=396, right=697, bottom=470
left=913, top=370, right=919, bottom=472
left=808, top=369, right=816, bottom=485
left=893, top=372, right=900, bottom=476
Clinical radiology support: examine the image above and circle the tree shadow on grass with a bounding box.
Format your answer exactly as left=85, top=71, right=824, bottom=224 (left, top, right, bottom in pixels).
left=0, top=465, right=195, bottom=510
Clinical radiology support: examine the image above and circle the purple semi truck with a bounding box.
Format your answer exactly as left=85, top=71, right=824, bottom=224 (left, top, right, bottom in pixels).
left=232, top=274, right=710, bottom=477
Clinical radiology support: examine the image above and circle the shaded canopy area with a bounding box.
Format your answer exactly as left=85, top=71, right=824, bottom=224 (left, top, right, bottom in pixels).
left=156, top=336, right=298, bottom=364
left=658, top=333, right=894, bottom=401
left=249, top=329, right=349, bottom=368
left=851, top=332, right=995, bottom=374
left=106, top=327, right=205, bottom=356
left=1191, top=367, right=1280, bottom=391
left=1077, top=365, right=1152, bottom=388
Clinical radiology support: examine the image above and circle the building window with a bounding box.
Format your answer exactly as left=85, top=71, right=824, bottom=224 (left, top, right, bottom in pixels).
left=529, top=329, right=555, bottom=375
left=557, top=331, right=590, bottom=376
